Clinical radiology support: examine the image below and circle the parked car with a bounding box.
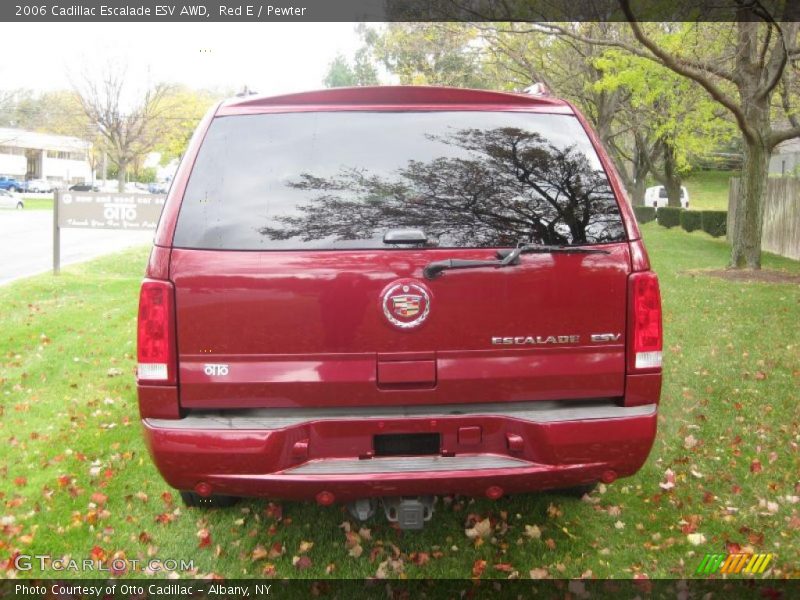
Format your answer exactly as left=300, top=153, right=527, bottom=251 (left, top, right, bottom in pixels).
left=0, top=176, right=23, bottom=193
left=137, top=87, right=662, bottom=528
left=148, top=182, right=170, bottom=194
left=0, top=189, right=23, bottom=209
left=23, top=179, right=54, bottom=193
left=125, top=182, right=149, bottom=194
left=68, top=183, right=99, bottom=192
left=644, top=185, right=689, bottom=209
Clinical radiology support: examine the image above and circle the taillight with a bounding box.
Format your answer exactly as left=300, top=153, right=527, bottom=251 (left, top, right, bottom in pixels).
left=137, top=279, right=176, bottom=384
left=629, top=271, right=662, bottom=370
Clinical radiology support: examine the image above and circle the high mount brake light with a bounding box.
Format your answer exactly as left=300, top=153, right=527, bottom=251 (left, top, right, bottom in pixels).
left=137, top=279, right=176, bottom=384
left=629, top=272, right=662, bottom=370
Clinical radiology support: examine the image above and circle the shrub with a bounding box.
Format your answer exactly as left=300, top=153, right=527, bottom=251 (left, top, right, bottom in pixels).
left=701, top=211, right=727, bottom=238
left=633, top=205, right=657, bottom=224
left=656, top=206, right=683, bottom=228
left=680, top=210, right=702, bottom=233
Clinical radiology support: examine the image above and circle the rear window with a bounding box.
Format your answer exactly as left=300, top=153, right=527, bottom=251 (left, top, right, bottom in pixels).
left=173, top=111, right=626, bottom=250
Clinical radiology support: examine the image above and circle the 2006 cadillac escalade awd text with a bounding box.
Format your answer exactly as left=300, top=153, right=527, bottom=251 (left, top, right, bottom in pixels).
left=137, top=86, right=662, bottom=528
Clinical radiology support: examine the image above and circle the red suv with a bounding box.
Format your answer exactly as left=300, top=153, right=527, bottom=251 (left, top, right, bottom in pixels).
left=137, top=86, right=661, bottom=529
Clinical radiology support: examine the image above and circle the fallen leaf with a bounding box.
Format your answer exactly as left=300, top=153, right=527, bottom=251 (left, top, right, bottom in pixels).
left=529, top=567, right=549, bottom=579
left=465, top=518, right=492, bottom=540
left=687, top=533, right=706, bottom=546
left=524, top=524, right=542, bottom=539
left=547, top=503, right=563, bottom=519
left=90, top=492, right=108, bottom=506
left=471, top=559, right=487, bottom=578
left=659, top=468, right=676, bottom=491
left=197, top=528, right=211, bottom=548
left=267, top=542, right=284, bottom=559
left=293, top=555, right=312, bottom=570
left=90, top=546, right=106, bottom=562
left=726, top=541, right=742, bottom=554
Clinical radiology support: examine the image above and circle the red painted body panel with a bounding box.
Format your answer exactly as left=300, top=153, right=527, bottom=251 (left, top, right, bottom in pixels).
left=142, top=410, right=656, bottom=502
left=170, top=245, right=629, bottom=409
left=139, top=86, right=662, bottom=501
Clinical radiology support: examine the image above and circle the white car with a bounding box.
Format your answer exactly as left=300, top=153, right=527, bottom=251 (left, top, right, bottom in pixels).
left=25, top=179, right=54, bottom=193
left=644, top=185, right=689, bottom=209
left=0, top=189, right=24, bottom=209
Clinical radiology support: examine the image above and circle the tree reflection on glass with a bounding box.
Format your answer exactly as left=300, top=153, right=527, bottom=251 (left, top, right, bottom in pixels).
left=259, top=127, right=624, bottom=247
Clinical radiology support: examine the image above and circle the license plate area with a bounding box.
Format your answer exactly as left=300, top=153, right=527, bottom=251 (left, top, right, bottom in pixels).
left=374, top=433, right=440, bottom=457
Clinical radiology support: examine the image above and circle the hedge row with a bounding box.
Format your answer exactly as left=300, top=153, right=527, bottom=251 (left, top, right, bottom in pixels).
left=656, top=206, right=683, bottom=228
left=635, top=205, right=727, bottom=238
left=700, top=211, right=727, bottom=238
left=680, top=210, right=702, bottom=232
left=632, top=205, right=656, bottom=224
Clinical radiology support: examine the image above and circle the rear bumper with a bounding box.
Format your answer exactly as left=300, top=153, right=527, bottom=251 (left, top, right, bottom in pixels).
left=142, top=401, right=657, bottom=502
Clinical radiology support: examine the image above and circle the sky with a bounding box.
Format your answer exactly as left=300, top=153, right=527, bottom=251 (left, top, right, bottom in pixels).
left=0, top=23, right=365, bottom=97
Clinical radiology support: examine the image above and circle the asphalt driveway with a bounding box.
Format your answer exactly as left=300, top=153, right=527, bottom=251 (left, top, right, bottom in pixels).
left=0, top=209, right=153, bottom=285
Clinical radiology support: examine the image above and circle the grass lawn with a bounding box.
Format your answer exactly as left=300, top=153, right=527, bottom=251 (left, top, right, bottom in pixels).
left=21, top=197, right=54, bottom=211
left=682, top=170, right=734, bottom=211
left=1, top=227, right=798, bottom=580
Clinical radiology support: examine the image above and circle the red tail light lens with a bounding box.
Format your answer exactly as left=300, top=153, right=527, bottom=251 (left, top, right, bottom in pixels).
left=629, top=272, right=662, bottom=370
left=137, top=279, right=176, bottom=384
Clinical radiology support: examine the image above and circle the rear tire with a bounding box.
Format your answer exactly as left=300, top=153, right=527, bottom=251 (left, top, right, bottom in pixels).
left=179, top=491, right=239, bottom=508
left=16, top=202, right=23, bottom=210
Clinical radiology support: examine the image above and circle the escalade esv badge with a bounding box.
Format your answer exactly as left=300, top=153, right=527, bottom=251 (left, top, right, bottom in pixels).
left=381, top=280, right=431, bottom=329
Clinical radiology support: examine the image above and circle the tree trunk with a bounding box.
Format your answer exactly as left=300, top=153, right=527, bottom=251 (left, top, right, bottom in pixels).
left=630, top=136, right=649, bottom=206
left=730, top=139, right=768, bottom=269
left=662, top=143, right=683, bottom=208
left=117, top=161, right=127, bottom=193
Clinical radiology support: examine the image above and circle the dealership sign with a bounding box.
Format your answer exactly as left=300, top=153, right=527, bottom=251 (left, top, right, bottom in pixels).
left=52, top=189, right=166, bottom=274
left=57, top=191, right=165, bottom=230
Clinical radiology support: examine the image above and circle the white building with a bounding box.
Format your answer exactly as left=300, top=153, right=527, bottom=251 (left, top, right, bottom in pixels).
left=769, top=137, right=800, bottom=177
left=0, top=128, right=93, bottom=185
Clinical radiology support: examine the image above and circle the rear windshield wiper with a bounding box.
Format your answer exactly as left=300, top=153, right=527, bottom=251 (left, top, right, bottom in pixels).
left=422, top=244, right=610, bottom=280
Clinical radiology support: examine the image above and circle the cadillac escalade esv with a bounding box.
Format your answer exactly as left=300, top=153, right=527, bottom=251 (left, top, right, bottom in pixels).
left=137, top=86, right=662, bottom=529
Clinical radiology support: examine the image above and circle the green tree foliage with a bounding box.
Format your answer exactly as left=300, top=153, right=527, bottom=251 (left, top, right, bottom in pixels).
left=155, top=86, right=222, bottom=163
left=322, top=52, right=379, bottom=88
left=614, top=4, right=800, bottom=268
left=363, top=23, right=494, bottom=88
left=592, top=46, right=736, bottom=206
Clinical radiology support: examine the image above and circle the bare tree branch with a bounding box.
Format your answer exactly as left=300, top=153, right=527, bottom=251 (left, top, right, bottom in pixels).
left=768, top=125, right=800, bottom=149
